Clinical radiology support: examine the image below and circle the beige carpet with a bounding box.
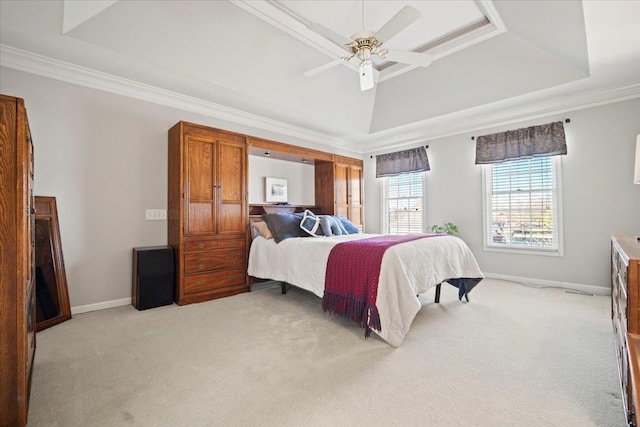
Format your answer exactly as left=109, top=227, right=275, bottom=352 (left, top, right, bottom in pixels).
left=28, top=279, right=623, bottom=426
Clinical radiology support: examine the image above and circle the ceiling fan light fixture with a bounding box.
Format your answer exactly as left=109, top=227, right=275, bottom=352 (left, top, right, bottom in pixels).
left=359, top=60, right=374, bottom=91
left=359, top=47, right=372, bottom=61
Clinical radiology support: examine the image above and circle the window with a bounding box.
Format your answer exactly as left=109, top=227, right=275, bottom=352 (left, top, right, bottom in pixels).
left=482, top=156, right=563, bottom=255
left=383, top=172, right=424, bottom=234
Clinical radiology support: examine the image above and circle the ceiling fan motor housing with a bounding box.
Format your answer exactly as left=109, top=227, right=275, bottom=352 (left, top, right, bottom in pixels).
left=349, top=36, right=381, bottom=60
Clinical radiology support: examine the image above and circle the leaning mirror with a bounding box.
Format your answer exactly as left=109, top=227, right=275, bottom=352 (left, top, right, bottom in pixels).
left=34, top=196, right=71, bottom=331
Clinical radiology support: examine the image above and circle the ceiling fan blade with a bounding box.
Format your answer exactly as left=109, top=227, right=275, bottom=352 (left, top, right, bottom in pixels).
left=384, top=49, right=434, bottom=67
left=304, top=58, right=345, bottom=77
left=308, top=23, right=354, bottom=49
left=374, top=5, right=420, bottom=44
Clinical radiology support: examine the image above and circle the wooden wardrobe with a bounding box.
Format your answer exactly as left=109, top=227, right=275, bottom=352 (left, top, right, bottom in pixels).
left=0, top=94, right=36, bottom=426
left=315, top=156, right=364, bottom=230
left=168, top=122, right=249, bottom=305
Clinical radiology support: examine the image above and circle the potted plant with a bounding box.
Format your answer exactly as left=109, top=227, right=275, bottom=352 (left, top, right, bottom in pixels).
left=430, top=222, right=458, bottom=235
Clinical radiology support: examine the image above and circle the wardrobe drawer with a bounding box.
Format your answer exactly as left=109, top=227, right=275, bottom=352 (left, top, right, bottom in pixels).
left=184, top=268, right=246, bottom=294
left=217, top=238, right=246, bottom=249
left=184, top=238, right=245, bottom=252
left=184, top=249, right=245, bottom=274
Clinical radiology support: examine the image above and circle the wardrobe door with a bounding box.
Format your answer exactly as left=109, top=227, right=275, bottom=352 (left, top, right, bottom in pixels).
left=348, top=164, right=364, bottom=229
left=218, top=140, right=246, bottom=235
left=0, top=94, right=35, bottom=426
left=334, top=163, right=349, bottom=218
left=185, top=135, right=216, bottom=236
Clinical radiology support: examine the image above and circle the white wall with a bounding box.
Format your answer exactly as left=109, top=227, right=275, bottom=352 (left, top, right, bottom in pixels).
left=365, top=98, right=640, bottom=289
left=0, top=67, right=344, bottom=308
left=248, top=156, right=315, bottom=205
left=3, top=65, right=638, bottom=308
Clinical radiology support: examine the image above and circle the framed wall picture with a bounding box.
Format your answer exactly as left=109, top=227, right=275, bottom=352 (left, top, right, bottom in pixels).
left=265, top=177, right=288, bottom=203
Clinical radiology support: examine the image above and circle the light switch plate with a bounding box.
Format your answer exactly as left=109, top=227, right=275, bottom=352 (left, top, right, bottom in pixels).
left=145, top=209, right=167, bottom=220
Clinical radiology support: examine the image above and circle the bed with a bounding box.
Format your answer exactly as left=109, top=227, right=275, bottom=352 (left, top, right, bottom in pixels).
left=248, top=230, right=483, bottom=347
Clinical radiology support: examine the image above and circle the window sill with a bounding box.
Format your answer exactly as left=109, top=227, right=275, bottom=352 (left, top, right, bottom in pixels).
left=483, top=244, right=564, bottom=257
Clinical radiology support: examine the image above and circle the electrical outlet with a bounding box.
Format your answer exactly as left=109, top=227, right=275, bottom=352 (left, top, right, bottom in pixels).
left=145, top=209, right=167, bottom=220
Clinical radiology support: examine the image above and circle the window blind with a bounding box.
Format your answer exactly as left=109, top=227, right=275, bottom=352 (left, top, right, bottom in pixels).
left=484, top=157, right=560, bottom=251
left=385, top=173, right=423, bottom=234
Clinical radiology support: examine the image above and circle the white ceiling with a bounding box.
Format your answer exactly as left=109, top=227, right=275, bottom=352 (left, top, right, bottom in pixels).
left=0, top=0, right=639, bottom=154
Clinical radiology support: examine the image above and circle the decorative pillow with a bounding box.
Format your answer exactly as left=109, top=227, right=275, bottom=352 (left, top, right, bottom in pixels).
left=261, top=213, right=306, bottom=243
left=300, top=210, right=324, bottom=237
left=337, top=216, right=360, bottom=234
left=252, top=221, right=273, bottom=239
left=250, top=222, right=261, bottom=239
left=320, top=216, right=344, bottom=237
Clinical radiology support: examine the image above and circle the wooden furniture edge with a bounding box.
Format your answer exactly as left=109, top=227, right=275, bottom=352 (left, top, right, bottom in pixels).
left=629, top=332, right=640, bottom=424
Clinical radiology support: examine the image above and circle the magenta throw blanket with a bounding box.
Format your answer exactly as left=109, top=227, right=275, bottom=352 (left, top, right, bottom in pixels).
left=322, top=234, right=442, bottom=337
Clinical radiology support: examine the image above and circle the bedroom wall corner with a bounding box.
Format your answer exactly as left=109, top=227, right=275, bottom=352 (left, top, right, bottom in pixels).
left=363, top=97, right=640, bottom=290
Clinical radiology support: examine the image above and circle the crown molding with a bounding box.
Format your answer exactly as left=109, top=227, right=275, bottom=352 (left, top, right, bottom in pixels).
left=0, top=44, right=360, bottom=154
left=230, top=0, right=339, bottom=58
left=359, top=83, right=640, bottom=154
left=2, top=44, right=639, bottom=158
left=379, top=0, right=507, bottom=83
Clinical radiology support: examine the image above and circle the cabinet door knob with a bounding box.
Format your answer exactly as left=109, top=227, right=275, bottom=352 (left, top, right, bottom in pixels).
left=198, top=243, right=204, bottom=249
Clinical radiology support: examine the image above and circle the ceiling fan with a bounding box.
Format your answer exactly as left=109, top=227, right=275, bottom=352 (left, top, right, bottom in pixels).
left=305, top=4, right=434, bottom=91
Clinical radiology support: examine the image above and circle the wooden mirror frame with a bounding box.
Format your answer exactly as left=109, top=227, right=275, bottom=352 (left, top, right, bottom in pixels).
left=34, top=196, right=71, bottom=331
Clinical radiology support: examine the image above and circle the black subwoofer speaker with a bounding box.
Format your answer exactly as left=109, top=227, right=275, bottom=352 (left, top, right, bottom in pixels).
left=132, top=246, right=175, bottom=310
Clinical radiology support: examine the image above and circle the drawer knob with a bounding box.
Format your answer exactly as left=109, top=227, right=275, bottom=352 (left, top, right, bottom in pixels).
left=199, top=265, right=204, bottom=270
left=197, top=280, right=205, bottom=285
left=228, top=275, right=236, bottom=280
left=199, top=243, right=204, bottom=249
left=199, top=255, right=204, bottom=261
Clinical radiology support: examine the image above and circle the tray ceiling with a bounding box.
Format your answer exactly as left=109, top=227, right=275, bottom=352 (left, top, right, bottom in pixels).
left=1, top=1, right=639, bottom=153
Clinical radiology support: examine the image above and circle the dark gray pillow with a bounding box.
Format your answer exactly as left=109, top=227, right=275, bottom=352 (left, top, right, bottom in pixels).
left=337, top=216, right=360, bottom=234
left=261, top=213, right=306, bottom=243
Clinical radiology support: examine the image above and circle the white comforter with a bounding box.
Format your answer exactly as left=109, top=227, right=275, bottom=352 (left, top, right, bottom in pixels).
left=247, top=234, right=483, bottom=347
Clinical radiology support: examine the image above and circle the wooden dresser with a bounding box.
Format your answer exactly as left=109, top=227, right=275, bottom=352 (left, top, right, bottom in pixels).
left=168, top=122, right=249, bottom=305
left=612, top=235, right=640, bottom=426
left=0, top=94, right=36, bottom=426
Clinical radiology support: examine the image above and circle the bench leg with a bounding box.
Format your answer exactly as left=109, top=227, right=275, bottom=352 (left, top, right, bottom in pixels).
left=434, top=283, right=441, bottom=304
left=281, top=282, right=287, bottom=294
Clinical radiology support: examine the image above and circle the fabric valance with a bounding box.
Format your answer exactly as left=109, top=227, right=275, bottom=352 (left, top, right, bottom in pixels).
left=375, top=146, right=430, bottom=178
left=475, top=121, right=567, bottom=165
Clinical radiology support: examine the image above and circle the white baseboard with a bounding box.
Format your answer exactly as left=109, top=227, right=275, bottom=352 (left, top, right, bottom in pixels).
left=71, top=297, right=132, bottom=315
left=483, top=272, right=610, bottom=296
left=69, top=274, right=609, bottom=315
